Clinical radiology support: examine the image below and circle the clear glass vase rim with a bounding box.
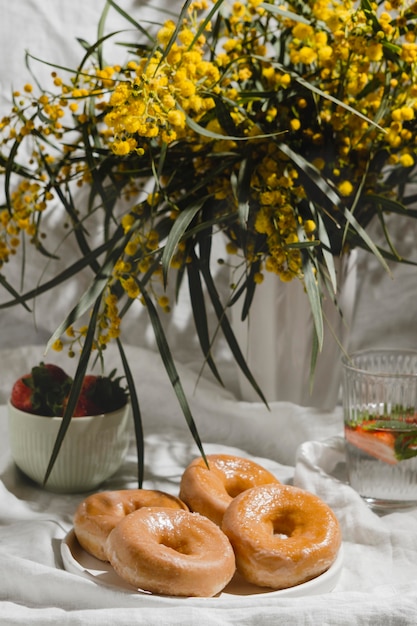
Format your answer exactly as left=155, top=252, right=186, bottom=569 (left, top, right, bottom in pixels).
left=341, top=348, right=417, bottom=378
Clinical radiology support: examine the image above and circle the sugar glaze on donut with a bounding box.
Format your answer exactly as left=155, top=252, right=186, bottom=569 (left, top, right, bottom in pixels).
left=179, top=453, right=280, bottom=525
left=222, top=483, right=341, bottom=589
left=73, top=489, right=188, bottom=561
left=106, top=507, right=236, bottom=597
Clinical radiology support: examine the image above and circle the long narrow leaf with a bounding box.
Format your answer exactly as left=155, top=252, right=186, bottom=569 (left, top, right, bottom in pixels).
left=366, top=193, right=417, bottom=218
left=197, top=233, right=268, bottom=405
left=309, top=325, right=320, bottom=393
left=0, top=275, right=32, bottom=312
left=260, top=3, right=312, bottom=23
left=188, top=0, right=227, bottom=48
left=46, top=235, right=129, bottom=352
left=303, top=254, right=324, bottom=350
left=39, top=154, right=102, bottom=276
left=314, top=210, right=338, bottom=293
left=267, top=58, right=386, bottom=133
left=137, top=277, right=207, bottom=463
left=117, top=338, right=144, bottom=487
left=158, top=0, right=194, bottom=62
left=3, top=136, right=23, bottom=211
left=43, top=297, right=100, bottom=485
left=236, top=158, right=251, bottom=226
left=277, top=142, right=391, bottom=274
left=183, top=107, right=284, bottom=141
left=240, top=262, right=262, bottom=321
left=187, top=252, right=224, bottom=385
left=161, top=201, right=205, bottom=286
left=106, top=0, right=183, bottom=36
left=0, top=234, right=121, bottom=310
left=95, top=2, right=113, bottom=68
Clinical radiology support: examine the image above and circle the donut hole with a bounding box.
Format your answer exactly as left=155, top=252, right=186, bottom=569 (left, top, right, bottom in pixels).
left=271, top=514, right=296, bottom=539
left=159, top=533, right=194, bottom=555
left=224, top=481, right=245, bottom=499
left=223, top=477, right=254, bottom=498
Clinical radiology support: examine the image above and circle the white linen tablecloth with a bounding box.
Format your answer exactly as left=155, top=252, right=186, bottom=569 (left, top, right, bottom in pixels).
left=1, top=345, right=417, bottom=625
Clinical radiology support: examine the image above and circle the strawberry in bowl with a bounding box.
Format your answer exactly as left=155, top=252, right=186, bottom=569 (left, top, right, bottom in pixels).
left=8, top=363, right=131, bottom=493
left=10, top=362, right=129, bottom=417
left=69, top=373, right=129, bottom=417
left=11, top=363, right=73, bottom=416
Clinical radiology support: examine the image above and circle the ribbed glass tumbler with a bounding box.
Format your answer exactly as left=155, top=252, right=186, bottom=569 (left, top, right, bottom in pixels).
left=341, top=349, right=417, bottom=511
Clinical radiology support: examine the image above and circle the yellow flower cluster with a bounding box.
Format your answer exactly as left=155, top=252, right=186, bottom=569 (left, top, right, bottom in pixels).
left=0, top=180, right=52, bottom=267
left=104, top=21, right=220, bottom=156
left=251, top=148, right=305, bottom=281
left=61, top=291, right=122, bottom=357
left=284, top=0, right=417, bottom=180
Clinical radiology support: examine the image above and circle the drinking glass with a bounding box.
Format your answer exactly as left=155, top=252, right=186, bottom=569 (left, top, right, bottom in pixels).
left=341, top=349, right=417, bottom=510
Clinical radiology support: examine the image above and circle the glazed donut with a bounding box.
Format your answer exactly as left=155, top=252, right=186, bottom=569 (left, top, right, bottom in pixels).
left=222, top=483, right=341, bottom=589
left=106, top=507, right=236, bottom=597
left=73, top=489, right=188, bottom=561
left=179, top=453, right=280, bottom=525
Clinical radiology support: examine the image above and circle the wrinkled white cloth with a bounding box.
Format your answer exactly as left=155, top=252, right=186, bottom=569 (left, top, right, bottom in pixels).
left=1, top=345, right=417, bottom=625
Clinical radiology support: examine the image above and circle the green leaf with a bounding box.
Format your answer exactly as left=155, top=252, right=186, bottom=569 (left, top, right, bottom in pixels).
left=360, top=0, right=384, bottom=35
left=214, top=96, right=240, bottom=137
left=45, top=233, right=129, bottom=352
left=137, top=277, right=208, bottom=463
left=187, top=251, right=224, bottom=385
left=183, top=108, right=283, bottom=142
left=0, top=235, right=120, bottom=310
left=277, top=142, right=391, bottom=274
left=260, top=2, right=313, bottom=23
left=43, top=298, right=100, bottom=485
left=309, top=325, right=320, bottom=394
left=158, top=0, right=195, bottom=62
left=3, top=136, right=23, bottom=213
left=161, top=201, right=205, bottom=286
left=261, top=56, right=385, bottom=133
left=236, top=158, right=252, bottom=226
left=188, top=0, right=227, bottom=48
left=364, top=419, right=417, bottom=431
left=230, top=260, right=262, bottom=322
left=395, top=433, right=417, bottom=461
left=197, top=232, right=269, bottom=405
left=366, top=193, right=417, bottom=219
left=96, top=2, right=111, bottom=68
left=117, top=339, right=144, bottom=488
left=0, top=274, right=32, bottom=312
left=303, top=254, right=324, bottom=351
left=311, top=207, right=338, bottom=293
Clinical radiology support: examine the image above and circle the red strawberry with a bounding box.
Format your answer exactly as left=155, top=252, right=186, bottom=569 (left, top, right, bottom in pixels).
left=345, top=424, right=398, bottom=465
left=10, top=374, right=34, bottom=413
left=72, top=376, right=102, bottom=417
left=43, top=363, right=71, bottom=385
left=72, top=372, right=128, bottom=417
left=10, top=362, right=73, bottom=416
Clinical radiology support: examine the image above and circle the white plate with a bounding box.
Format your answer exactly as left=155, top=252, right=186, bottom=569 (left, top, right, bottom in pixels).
left=61, top=530, right=343, bottom=602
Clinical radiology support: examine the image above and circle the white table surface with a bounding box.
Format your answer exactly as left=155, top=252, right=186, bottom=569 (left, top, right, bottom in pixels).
left=1, top=344, right=417, bottom=625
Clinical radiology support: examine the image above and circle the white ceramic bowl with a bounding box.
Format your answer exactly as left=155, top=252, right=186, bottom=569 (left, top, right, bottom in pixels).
left=8, top=401, right=131, bottom=493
